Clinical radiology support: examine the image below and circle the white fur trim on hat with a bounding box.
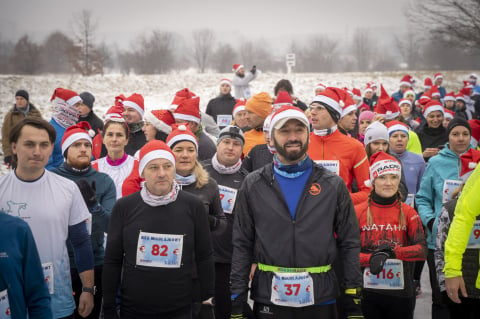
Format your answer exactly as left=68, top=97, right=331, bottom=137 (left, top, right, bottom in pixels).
left=233, top=64, right=244, bottom=72
left=233, top=105, right=245, bottom=118
left=399, top=100, right=412, bottom=107
left=444, top=96, right=455, bottom=102
left=123, top=100, right=144, bottom=117
left=61, top=132, right=93, bottom=155
left=444, top=112, right=454, bottom=120
left=311, top=95, right=342, bottom=116
left=139, top=150, right=176, bottom=176
left=423, top=104, right=444, bottom=117
left=66, top=95, right=82, bottom=107
left=341, top=105, right=357, bottom=118
left=434, top=74, right=443, bottom=82
left=167, top=134, right=198, bottom=150
left=388, top=124, right=409, bottom=137
left=456, top=96, right=466, bottom=102
left=220, top=79, right=232, bottom=86
left=400, top=81, right=411, bottom=87
left=144, top=111, right=173, bottom=134
left=105, top=113, right=125, bottom=122
left=269, top=109, right=310, bottom=141
left=173, top=113, right=201, bottom=124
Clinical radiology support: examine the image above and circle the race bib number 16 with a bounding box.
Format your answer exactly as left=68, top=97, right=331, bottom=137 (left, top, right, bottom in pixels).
left=136, top=232, right=183, bottom=268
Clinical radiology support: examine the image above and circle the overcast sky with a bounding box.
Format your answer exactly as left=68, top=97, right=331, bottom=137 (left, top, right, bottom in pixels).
left=0, top=0, right=410, bottom=49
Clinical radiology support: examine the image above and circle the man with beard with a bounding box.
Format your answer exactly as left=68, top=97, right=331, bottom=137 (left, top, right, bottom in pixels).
left=230, top=105, right=364, bottom=318
left=231, top=64, right=261, bottom=100
left=53, top=121, right=116, bottom=319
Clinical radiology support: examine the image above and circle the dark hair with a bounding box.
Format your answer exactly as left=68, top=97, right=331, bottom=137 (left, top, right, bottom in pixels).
left=366, top=144, right=390, bottom=160
left=9, top=117, right=56, bottom=145
left=274, top=79, right=294, bottom=96
left=155, top=130, right=168, bottom=142
left=103, top=121, right=129, bottom=138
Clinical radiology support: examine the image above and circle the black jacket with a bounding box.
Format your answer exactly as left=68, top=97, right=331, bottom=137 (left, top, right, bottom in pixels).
left=205, top=94, right=236, bottom=127
left=79, top=111, right=104, bottom=134
left=202, top=160, right=248, bottom=263
left=125, top=129, right=147, bottom=156
left=231, top=163, right=362, bottom=304
left=241, top=143, right=273, bottom=173
left=197, top=131, right=217, bottom=162
left=416, top=125, right=448, bottom=153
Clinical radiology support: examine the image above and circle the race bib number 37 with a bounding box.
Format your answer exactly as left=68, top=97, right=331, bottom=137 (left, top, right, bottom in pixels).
left=270, top=272, right=314, bottom=307
left=136, top=232, right=183, bottom=268
left=363, top=259, right=404, bottom=290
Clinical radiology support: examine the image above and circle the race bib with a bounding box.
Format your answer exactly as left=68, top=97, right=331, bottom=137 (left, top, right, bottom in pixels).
left=217, top=115, right=232, bottom=127
left=467, top=221, right=480, bottom=248
left=244, top=88, right=252, bottom=100
left=314, top=160, right=340, bottom=176
left=0, top=289, right=10, bottom=317
left=442, top=180, right=462, bottom=204
left=218, top=185, right=238, bottom=214
left=42, top=262, right=54, bottom=294
left=270, top=272, right=314, bottom=307
left=405, top=194, right=415, bottom=207
left=363, top=259, right=404, bottom=290
left=136, top=232, right=183, bottom=268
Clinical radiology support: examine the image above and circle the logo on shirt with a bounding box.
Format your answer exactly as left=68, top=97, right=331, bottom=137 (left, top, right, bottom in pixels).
left=309, top=183, right=321, bottom=196
left=1, top=201, right=28, bottom=218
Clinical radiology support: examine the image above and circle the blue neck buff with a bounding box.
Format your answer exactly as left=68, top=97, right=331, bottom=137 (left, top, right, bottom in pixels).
left=273, top=154, right=313, bottom=179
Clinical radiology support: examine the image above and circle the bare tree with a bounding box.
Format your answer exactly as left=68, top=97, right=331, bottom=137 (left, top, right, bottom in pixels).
left=297, top=35, right=339, bottom=72
left=212, top=42, right=237, bottom=72
left=192, top=29, right=215, bottom=73
left=0, top=34, right=14, bottom=73
left=11, top=35, right=41, bottom=74
left=407, top=0, right=480, bottom=53
left=393, top=27, right=422, bottom=69
left=351, top=28, right=374, bottom=71
left=41, top=31, right=74, bottom=73
left=70, top=9, right=103, bottom=75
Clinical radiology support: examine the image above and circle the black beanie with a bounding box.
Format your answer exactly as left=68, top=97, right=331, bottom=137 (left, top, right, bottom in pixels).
left=15, top=89, right=29, bottom=101
left=447, top=117, right=471, bottom=136
left=79, top=92, right=95, bottom=109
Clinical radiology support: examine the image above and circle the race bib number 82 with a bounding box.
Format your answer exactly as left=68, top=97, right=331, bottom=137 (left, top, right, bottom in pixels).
left=136, top=232, right=183, bottom=268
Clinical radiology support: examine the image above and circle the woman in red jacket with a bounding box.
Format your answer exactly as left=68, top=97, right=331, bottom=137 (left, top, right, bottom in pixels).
left=355, top=151, right=427, bottom=319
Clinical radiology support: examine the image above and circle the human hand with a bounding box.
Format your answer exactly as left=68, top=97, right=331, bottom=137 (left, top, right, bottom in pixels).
left=446, top=276, right=467, bottom=303
left=78, top=291, right=94, bottom=317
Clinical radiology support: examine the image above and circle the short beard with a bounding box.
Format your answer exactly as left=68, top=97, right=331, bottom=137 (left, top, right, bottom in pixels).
left=273, top=138, right=308, bottom=162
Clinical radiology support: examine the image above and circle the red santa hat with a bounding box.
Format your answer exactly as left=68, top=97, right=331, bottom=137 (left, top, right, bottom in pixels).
left=468, top=119, right=480, bottom=148
left=50, top=88, right=82, bottom=107
left=61, top=121, right=95, bottom=156
left=232, top=99, right=246, bottom=117
left=352, top=88, right=362, bottom=100
left=463, top=80, right=474, bottom=89
left=219, top=78, right=232, bottom=87
left=364, top=83, right=374, bottom=94
left=169, top=88, right=197, bottom=111
left=311, top=87, right=345, bottom=118
left=365, top=151, right=402, bottom=187
left=368, top=81, right=378, bottom=89
left=341, top=94, right=357, bottom=118
left=444, top=92, right=456, bottom=102
left=268, top=105, right=310, bottom=141
left=403, top=89, right=415, bottom=99
left=423, top=100, right=445, bottom=118
left=430, top=85, right=441, bottom=98
left=399, top=74, right=413, bottom=87
left=166, top=123, right=198, bottom=151
left=433, top=73, right=443, bottom=82
left=444, top=108, right=455, bottom=120
left=375, top=85, right=400, bottom=120
left=460, top=87, right=472, bottom=97
left=273, top=91, right=294, bottom=110
left=456, top=93, right=466, bottom=103
left=459, top=149, right=480, bottom=182
left=122, top=93, right=144, bottom=117
left=104, top=105, right=125, bottom=122
left=386, top=120, right=409, bottom=137
left=173, top=96, right=201, bottom=123
left=138, top=140, right=176, bottom=176
left=115, top=94, right=126, bottom=107
left=232, top=64, right=244, bottom=72
left=399, top=98, right=412, bottom=108
left=418, top=93, right=431, bottom=109
left=424, top=77, right=433, bottom=89
left=144, top=109, right=175, bottom=135
left=315, top=83, right=327, bottom=93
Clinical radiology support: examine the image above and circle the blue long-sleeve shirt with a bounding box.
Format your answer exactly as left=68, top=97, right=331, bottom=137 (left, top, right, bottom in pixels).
left=0, top=213, right=52, bottom=319
left=46, top=118, right=66, bottom=170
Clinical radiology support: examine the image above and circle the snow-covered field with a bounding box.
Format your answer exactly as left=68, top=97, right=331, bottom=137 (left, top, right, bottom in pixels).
left=0, top=69, right=477, bottom=175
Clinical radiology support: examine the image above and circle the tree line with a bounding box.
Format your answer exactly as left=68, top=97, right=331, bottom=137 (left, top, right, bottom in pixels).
left=1, top=2, right=480, bottom=76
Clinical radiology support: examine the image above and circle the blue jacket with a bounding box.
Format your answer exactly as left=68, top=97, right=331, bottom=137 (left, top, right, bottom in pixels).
left=391, top=150, right=426, bottom=194
left=53, top=164, right=116, bottom=266
left=416, top=145, right=467, bottom=249
left=392, top=90, right=403, bottom=102
left=0, top=213, right=52, bottom=319
left=46, top=118, right=66, bottom=170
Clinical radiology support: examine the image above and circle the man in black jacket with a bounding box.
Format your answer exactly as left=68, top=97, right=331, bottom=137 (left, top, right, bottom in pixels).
left=206, top=79, right=237, bottom=128
left=230, top=105, right=364, bottom=319
left=78, top=92, right=104, bottom=134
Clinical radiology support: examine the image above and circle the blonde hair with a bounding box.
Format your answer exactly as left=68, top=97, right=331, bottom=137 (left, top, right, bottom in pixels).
left=193, top=160, right=209, bottom=189
left=366, top=188, right=405, bottom=228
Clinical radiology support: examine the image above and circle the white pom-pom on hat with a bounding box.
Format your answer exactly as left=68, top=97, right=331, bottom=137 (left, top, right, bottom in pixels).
left=469, top=162, right=477, bottom=169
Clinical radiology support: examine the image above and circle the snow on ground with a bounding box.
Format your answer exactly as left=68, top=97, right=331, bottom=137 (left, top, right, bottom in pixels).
left=0, top=69, right=477, bottom=175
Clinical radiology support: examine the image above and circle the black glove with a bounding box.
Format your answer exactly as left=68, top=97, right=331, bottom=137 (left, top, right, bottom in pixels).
left=427, top=218, right=435, bottom=232
left=369, top=244, right=396, bottom=275
left=344, top=288, right=364, bottom=318
left=4, top=155, right=12, bottom=167
left=231, top=294, right=246, bottom=319
left=75, top=179, right=98, bottom=209
left=250, top=65, right=256, bottom=74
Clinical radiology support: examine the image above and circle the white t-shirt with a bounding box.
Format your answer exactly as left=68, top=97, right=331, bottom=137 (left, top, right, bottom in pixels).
left=0, top=170, right=91, bottom=318
left=94, top=155, right=135, bottom=199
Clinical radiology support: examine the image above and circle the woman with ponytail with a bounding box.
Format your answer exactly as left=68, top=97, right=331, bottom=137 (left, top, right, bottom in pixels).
left=355, top=151, right=427, bottom=319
